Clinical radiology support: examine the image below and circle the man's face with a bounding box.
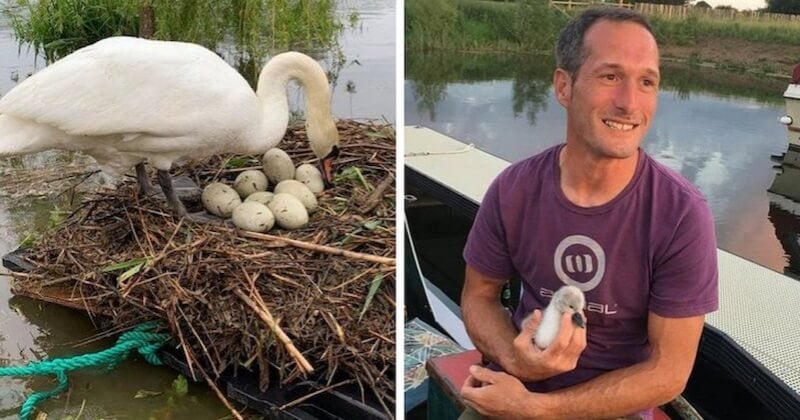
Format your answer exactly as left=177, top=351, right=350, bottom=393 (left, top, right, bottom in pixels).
left=555, top=20, right=660, bottom=160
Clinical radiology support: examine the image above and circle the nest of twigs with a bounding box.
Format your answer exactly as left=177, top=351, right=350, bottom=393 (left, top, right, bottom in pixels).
left=8, top=120, right=396, bottom=416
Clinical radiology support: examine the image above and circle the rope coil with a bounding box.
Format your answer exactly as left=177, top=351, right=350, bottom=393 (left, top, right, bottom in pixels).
left=0, top=322, right=170, bottom=420
left=404, top=143, right=475, bottom=157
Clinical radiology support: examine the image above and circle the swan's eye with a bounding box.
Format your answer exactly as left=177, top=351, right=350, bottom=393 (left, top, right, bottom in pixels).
left=569, top=305, right=574, bottom=309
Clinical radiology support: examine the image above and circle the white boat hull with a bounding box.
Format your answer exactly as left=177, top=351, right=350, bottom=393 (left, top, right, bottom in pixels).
left=783, top=84, right=800, bottom=149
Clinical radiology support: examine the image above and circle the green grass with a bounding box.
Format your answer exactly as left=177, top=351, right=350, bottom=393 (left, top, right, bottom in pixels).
left=405, top=0, right=566, bottom=52
left=651, top=14, right=800, bottom=46
left=407, top=0, right=800, bottom=53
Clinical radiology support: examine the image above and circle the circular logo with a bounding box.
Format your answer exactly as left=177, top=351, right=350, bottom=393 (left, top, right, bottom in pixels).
left=553, top=235, right=605, bottom=291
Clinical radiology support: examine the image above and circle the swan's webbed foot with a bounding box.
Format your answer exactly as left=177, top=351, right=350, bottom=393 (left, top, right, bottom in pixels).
left=157, top=169, right=190, bottom=218
left=136, top=162, right=158, bottom=197
left=156, top=170, right=229, bottom=224
left=183, top=211, right=230, bottom=225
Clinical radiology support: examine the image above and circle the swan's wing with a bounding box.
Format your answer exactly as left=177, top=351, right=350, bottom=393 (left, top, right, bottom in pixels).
left=0, top=37, right=254, bottom=137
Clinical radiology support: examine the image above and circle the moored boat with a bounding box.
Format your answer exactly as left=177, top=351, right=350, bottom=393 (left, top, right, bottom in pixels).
left=405, top=126, right=800, bottom=420
left=780, top=64, right=800, bottom=150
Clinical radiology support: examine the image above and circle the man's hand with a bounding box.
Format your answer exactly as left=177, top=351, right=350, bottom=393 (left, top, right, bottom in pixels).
left=461, top=365, right=544, bottom=419
left=506, top=309, right=587, bottom=381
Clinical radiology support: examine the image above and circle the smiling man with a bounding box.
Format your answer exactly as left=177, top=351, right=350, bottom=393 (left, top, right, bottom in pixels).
left=459, top=8, right=719, bottom=419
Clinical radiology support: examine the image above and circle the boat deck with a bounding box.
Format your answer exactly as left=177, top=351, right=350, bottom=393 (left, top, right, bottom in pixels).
left=405, top=125, right=800, bottom=418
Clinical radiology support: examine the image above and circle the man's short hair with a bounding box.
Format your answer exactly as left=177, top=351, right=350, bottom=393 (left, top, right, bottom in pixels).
left=556, top=7, right=656, bottom=78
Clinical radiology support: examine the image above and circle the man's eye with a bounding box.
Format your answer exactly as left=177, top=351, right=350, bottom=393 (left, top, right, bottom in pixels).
left=604, top=74, right=616, bottom=81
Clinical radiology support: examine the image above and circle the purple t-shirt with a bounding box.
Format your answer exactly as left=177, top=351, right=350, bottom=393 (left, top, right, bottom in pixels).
left=463, top=144, right=719, bottom=392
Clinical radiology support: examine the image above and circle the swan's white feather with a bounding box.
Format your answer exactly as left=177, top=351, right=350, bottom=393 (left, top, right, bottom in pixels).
left=0, top=37, right=257, bottom=139
left=0, top=37, right=273, bottom=174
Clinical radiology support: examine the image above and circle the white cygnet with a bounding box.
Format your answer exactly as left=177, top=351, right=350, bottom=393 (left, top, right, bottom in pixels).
left=528, top=285, right=586, bottom=350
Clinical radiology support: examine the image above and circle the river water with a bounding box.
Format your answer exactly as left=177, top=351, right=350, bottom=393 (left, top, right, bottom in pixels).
left=0, top=0, right=395, bottom=417
left=406, top=51, right=799, bottom=278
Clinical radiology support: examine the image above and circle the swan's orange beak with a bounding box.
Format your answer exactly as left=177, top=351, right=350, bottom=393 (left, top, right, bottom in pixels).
left=320, top=146, right=339, bottom=188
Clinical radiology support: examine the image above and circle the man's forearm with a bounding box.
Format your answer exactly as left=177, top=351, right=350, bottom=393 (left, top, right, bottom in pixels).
left=530, top=356, right=684, bottom=419
left=462, top=293, right=518, bottom=369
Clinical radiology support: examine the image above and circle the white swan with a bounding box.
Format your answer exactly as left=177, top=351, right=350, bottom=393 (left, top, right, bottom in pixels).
left=0, top=36, right=340, bottom=217
left=528, top=285, right=586, bottom=349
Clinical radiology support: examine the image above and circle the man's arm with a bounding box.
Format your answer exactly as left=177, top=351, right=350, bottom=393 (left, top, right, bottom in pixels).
left=462, top=265, right=586, bottom=382
left=461, top=265, right=518, bottom=366
left=462, top=312, right=704, bottom=419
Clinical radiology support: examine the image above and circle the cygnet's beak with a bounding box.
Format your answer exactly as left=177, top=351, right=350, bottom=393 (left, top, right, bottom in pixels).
left=571, top=312, right=586, bottom=329
left=319, top=146, right=340, bottom=188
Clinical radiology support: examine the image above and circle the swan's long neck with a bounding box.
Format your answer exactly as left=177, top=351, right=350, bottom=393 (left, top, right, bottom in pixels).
left=255, top=52, right=333, bottom=143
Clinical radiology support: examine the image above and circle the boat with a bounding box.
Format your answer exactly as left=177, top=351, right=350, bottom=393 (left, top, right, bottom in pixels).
left=404, top=126, right=800, bottom=419
left=779, top=64, right=800, bottom=150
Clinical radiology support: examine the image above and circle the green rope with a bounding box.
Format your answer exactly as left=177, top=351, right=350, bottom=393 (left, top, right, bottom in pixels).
left=0, top=321, right=170, bottom=420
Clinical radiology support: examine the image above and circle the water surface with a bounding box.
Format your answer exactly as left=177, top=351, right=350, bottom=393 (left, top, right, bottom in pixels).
left=406, top=51, right=796, bottom=277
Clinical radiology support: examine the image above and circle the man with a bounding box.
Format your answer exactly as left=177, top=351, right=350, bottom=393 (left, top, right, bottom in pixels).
left=460, top=7, right=718, bottom=419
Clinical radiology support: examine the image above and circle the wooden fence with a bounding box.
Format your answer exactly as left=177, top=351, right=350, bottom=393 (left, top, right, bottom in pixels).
left=548, top=1, right=800, bottom=22
left=550, top=0, right=633, bottom=10
left=634, top=3, right=800, bottom=22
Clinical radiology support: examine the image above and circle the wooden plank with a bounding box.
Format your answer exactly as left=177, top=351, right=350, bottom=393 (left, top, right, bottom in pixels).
left=13, top=285, right=111, bottom=316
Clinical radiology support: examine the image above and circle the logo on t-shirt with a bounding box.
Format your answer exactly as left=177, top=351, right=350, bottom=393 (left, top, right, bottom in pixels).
left=553, top=235, right=605, bottom=292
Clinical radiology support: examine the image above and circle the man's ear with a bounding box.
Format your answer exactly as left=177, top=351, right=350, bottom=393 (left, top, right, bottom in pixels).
left=554, top=68, right=572, bottom=108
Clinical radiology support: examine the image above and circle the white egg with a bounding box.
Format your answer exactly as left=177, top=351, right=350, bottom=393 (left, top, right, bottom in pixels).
left=201, top=182, right=242, bottom=218
left=245, top=191, right=275, bottom=206
left=268, top=193, right=309, bottom=230
left=232, top=202, right=275, bottom=232
left=262, top=148, right=295, bottom=185
left=233, top=170, right=268, bottom=198
left=295, top=163, right=325, bottom=194
left=274, top=180, right=318, bottom=213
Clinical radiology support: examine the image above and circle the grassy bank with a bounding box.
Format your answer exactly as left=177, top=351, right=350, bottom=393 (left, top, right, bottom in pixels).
left=405, top=0, right=800, bottom=77
left=405, top=0, right=566, bottom=52
left=650, top=14, right=800, bottom=47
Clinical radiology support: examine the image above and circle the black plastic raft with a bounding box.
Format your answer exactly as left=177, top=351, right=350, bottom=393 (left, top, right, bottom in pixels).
left=2, top=249, right=391, bottom=420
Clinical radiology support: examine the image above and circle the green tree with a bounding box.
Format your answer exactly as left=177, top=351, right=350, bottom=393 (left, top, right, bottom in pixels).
left=767, top=0, right=800, bottom=14
left=694, top=0, right=712, bottom=8
left=2, top=0, right=341, bottom=62
left=513, top=0, right=567, bottom=52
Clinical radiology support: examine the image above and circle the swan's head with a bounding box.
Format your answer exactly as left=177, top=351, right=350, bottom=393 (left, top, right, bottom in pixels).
left=307, top=118, right=340, bottom=185
left=552, top=285, right=586, bottom=328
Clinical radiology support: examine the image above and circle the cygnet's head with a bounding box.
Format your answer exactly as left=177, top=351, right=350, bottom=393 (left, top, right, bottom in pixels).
left=553, top=285, right=586, bottom=328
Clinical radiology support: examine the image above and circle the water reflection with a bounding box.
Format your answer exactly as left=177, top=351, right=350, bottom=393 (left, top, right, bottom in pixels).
left=407, top=52, right=553, bottom=122
left=406, top=50, right=793, bottom=276
left=768, top=147, right=800, bottom=278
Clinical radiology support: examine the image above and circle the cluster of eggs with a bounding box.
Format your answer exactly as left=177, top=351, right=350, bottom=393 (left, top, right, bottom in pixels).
left=200, top=148, right=325, bottom=232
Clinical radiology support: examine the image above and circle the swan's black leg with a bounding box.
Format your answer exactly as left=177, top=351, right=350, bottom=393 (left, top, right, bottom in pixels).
left=157, top=169, right=188, bottom=218
left=136, top=162, right=157, bottom=196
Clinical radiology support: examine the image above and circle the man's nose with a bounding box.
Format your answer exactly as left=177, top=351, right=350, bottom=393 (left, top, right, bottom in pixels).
left=613, top=81, right=637, bottom=113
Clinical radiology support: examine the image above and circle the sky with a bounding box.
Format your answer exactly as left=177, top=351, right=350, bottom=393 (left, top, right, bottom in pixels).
left=695, top=0, right=769, bottom=11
